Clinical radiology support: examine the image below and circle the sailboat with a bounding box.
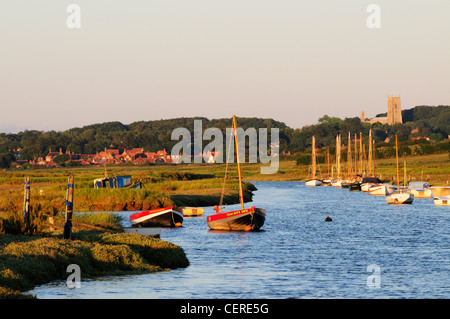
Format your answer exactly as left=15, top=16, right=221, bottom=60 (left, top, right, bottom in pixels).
left=331, top=134, right=344, bottom=187
left=322, top=147, right=332, bottom=186
left=340, top=132, right=353, bottom=188
left=349, top=133, right=362, bottom=191
left=386, top=135, right=414, bottom=205
left=206, top=116, right=266, bottom=231
left=306, top=136, right=323, bottom=186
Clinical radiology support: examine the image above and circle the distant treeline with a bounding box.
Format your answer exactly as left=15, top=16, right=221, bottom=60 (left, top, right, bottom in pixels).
left=0, top=105, right=449, bottom=168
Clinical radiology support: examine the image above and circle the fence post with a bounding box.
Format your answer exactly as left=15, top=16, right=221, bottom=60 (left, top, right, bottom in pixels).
left=23, top=176, right=31, bottom=225
left=63, top=175, right=74, bottom=239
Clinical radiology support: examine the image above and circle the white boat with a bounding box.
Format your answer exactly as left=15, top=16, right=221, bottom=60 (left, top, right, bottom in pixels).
left=331, top=179, right=342, bottom=187
left=431, top=187, right=450, bottom=206
left=369, top=183, right=396, bottom=195
left=306, top=179, right=323, bottom=187
left=360, top=177, right=382, bottom=192
left=386, top=192, right=414, bottom=204
left=406, top=182, right=432, bottom=198
left=433, top=195, right=450, bottom=206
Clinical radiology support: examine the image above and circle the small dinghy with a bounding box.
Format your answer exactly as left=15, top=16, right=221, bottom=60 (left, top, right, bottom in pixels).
left=130, top=206, right=183, bottom=227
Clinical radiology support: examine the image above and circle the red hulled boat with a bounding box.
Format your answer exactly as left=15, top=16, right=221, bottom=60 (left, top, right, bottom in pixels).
left=206, top=115, right=266, bottom=232
left=130, top=206, right=183, bottom=227
left=207, top=206, right=266, bottom=231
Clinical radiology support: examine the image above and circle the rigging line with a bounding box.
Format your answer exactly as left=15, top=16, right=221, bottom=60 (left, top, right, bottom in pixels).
left=219, top=129, right=234, bottom=207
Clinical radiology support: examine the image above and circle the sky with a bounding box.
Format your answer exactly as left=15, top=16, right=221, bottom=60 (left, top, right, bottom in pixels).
left=1, top=0, right=449, bottom=133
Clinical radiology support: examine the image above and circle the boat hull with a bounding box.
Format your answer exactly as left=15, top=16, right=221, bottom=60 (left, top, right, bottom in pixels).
left=207, top=207, right=265, bottom=231
left=305, top=179, right=323, bottom=187
left=129, top=206, right=183, bottom=227
left=433, top=196, right=450, bottom=206
left=407, top=189, right=432, bottom=198
left=386, top=192, right=414, bottom=205
left=349, top=182, right=361, bottom=191
left=331, top=179, right=343, bottom=187
left=361, top=183, right=372, bottom=192
left=180, top=207, right=204, bottom=217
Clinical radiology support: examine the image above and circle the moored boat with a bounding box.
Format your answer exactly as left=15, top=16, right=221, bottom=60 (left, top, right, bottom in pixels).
left=178, top=207, right=204, bottom=217
left=130, top=206, right=183, bottom=227
left=361, top=177, right=382, bottom=192
left=406, top=182, right=432, bottom=198
left=349, top=181, right=361, bottom=191
left=430, top=186, right=450, bottom=197
left=369, top=183, right=396, bottom=195
left=433, top=195, right=450, bottom=206
left=306, top=179, right=323, bottom=187
left=386, top=192, right=414, bottom=204
left=431, top=187, right=450, bottom=206
left=207, top=206, right=266, bottom=231
left=331, top=179, right=344, bottom=187
left=207, top=116, right=266, bottom=232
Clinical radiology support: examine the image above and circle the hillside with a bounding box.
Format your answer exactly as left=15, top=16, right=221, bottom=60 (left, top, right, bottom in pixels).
left=0, top=105, right=449, bottom=168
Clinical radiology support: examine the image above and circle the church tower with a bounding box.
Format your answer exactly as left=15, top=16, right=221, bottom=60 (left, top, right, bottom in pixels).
left=387, top=95, right=402, bottom=124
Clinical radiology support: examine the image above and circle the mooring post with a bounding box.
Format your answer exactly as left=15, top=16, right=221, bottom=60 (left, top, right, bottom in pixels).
left=23, top=176, right=31, bottom=225
left=63, top=175, right=74, bottom=240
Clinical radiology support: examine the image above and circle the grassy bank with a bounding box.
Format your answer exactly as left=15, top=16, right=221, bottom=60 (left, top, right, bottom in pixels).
left=0, top=212, right=189, bottom=299
left=0, top=166, right=257, bottom=214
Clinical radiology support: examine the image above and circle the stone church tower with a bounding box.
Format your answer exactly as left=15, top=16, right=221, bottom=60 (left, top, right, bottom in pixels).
left=362, top=94, right=403, bottom=125
left=387, top=95, right=402, bottom=124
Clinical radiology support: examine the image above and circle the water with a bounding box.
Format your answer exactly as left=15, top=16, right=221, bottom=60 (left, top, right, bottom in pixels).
left=29, top=182, right=449, bottom=299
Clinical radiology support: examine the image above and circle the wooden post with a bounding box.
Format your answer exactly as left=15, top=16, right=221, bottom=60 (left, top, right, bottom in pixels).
left=23, top=176, right=31, bottom=225
left=64, top=175, right=74, bottom=239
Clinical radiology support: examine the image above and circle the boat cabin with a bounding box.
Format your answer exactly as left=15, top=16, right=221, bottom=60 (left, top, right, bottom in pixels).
left=408, top=182, right=430, bottom=191
left=361, top=177, right=382, bottom=184
left=94, top=175, right=137, bottom=189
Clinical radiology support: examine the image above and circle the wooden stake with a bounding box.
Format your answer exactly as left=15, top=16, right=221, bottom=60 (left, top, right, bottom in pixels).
left=64, top=175, right=74, bottom=239
left=23, top=176, right=31, bottom=225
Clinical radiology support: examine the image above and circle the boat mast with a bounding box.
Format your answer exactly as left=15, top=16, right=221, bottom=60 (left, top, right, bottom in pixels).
left=359, top=132, right=363, bottom=175
left=327, top=147, right=330, bottom=179
left=347, top=132, right=352, bottom=179
left=311, top=136, right=316, bottom=179
left=354, top=133, right=357, bottom=177
left=233, top=115, right=245, bottom=210
left=336, top=135, right=341, bottom=179
left=395, top=135, right=400, bottom=191
left=368, top=129, right=372, bottom=177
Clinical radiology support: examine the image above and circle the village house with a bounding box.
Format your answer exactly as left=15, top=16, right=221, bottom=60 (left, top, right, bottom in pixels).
left=45, top=148, right=63, bottom=162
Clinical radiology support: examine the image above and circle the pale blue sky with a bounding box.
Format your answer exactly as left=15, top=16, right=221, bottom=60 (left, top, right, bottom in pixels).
left=1, top=0, right=449, bottom=132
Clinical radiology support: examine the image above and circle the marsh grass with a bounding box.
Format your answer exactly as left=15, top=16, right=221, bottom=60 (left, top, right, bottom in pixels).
left=0, top=229, right=189, bottom=299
